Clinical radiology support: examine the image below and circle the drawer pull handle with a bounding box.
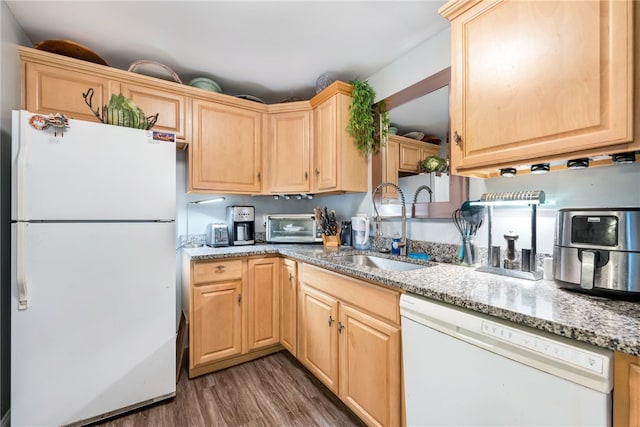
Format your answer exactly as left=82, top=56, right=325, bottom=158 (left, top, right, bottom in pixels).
left=337, top=321, right=344, bottom=334
left=454, top=131, right=462, bottom=146
left=328, top=315, right=334, bottom=327
left=215, top=265, right=225, bottom=272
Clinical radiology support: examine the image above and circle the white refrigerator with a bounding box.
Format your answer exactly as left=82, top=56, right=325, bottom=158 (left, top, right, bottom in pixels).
left=10, top=110, right=177, bottom=426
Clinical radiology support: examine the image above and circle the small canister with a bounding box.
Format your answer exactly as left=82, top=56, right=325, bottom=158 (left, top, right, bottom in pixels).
left=391, top=234, right=401, bottom=255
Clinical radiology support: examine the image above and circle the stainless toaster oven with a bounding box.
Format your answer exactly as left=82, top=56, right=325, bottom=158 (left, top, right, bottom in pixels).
left=553, top=208, right=640, bottom=298
left=265, top=214, right=322, bottom=243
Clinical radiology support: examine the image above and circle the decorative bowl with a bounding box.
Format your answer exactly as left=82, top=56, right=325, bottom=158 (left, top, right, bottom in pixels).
left=188, top=77, right=222, bottom=92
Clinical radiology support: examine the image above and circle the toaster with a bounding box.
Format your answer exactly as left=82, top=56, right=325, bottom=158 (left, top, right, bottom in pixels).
left=553, top=208, right=640, bottom=299
left=207, top=223, right=229, bottom=247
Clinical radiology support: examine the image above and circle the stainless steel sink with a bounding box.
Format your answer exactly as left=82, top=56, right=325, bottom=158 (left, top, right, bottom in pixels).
left=337, top=254, right=429, bottom=272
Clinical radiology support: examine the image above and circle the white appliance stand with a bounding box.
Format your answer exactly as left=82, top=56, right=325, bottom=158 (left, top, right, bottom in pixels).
left=400, top=294, right=613, bottom=427
left=11, top=111, right=177, bottom=426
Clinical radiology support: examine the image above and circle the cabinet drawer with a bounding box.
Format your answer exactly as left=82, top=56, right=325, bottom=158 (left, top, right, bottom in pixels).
left=193, top=259, right=243, bottom=284
left=301, top=263, right=400, bottom=324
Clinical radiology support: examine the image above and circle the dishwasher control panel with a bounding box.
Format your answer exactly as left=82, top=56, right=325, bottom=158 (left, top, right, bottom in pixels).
left=481, top=320, right=604, bottom=374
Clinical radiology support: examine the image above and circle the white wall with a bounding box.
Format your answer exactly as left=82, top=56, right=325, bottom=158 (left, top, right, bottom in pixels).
left=0, top=0, right=31, bottom=421
left=471, top=162, right=640, bottom=254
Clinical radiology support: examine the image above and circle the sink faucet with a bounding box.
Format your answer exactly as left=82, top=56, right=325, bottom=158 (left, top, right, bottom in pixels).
left=413, top=185, right=433, bottom=203
left=372, top=182, right=407, bottom=256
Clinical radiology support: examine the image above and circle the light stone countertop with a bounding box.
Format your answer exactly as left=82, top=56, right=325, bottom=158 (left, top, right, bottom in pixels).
left=182, top=244, right=640, bottom=357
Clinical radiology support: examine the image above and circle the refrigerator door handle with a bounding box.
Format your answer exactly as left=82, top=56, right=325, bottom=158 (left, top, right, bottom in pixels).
left=16, top=222, right=28, bottom=310
left=13, top=112, right=27, bottom=220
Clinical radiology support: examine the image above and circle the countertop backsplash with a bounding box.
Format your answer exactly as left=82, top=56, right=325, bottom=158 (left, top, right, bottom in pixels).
left=371, top=236, right=551, bottom=270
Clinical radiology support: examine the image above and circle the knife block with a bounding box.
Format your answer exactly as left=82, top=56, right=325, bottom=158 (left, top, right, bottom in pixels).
left=322, top=231, right=341, bottom=247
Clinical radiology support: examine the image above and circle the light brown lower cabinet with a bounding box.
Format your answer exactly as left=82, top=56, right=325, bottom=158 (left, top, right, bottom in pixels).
left=279, top=258, right=298, bottom=356
left=614, top=351, right=640, bottom=427
left=246, top=257, right=280, bottom=351
left=299, top=263, right=401, bottom=427
left=183, top=256, right=282, bottom=378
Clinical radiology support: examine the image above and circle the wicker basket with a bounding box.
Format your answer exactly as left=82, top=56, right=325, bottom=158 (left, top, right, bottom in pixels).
left=82, top=88, right=158, bottom=130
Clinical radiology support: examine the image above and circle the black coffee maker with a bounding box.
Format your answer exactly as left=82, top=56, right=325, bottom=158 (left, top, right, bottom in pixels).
left=226, top=206, right=255, bottom=246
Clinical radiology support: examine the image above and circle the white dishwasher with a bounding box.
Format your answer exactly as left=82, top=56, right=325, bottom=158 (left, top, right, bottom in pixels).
left=400, top=293, right=613, bottom=427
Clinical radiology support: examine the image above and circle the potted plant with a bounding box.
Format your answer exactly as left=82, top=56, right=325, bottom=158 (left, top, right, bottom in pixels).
left=347, top=80, right=389, bottom=156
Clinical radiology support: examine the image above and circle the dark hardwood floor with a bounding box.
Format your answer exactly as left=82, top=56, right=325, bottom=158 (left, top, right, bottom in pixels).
left=92, top=351, right=365, bottom=427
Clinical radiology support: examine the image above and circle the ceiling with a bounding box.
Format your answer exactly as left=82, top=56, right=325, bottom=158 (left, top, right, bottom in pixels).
left=7, top=0, right=450, bottom=133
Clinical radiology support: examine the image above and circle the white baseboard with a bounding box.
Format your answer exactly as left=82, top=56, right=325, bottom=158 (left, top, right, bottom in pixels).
left=1, top=409, right=10, bottom=427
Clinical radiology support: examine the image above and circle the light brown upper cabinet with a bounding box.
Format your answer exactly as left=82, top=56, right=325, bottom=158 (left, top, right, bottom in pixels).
left=20, top=47, right=369, bottom=195
left=310, top=82, right=368, bottom=195
left=190, top=98, right=263, bottom=194
left=119, top=82, right=191, bottom=144
left=440, top=0, right=639, bottom=177
left=20, top=46, right=196, bottom=149
left=373, top=138, right=400, bottom=200
left=396, top=135, right=440, bottom=173
left=265, top=104, right=312, bottom=194
left=22, top=59, right=118, bottom=123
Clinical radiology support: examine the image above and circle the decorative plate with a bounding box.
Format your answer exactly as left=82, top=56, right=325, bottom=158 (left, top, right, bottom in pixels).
left=402, top=132, right=425, bottom=140
left=33, top=40, right=108, bottom=66
left=421, top=135, right=441, bottom=144
left=128, top=60, right=182, bottom=84
left=188, top=77, right=222, bottom=92
left=236, top=94, right=265, bottom=104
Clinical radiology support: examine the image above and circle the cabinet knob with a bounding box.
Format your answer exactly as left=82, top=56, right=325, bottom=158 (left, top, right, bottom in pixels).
left=304, top=171, right=308, bottom=180
left=454, top=131, right=462, bottom=146
left=328, top=315, right=334, bottom=326
left=288, top=272, right=294, bottom=281
left=315, top=168, right=320, bottom=176
left=257, top=171, right=261, bottom=181
left=237, top=294, right=242, bottom=304
left=337, top=321, right=344, bottom=334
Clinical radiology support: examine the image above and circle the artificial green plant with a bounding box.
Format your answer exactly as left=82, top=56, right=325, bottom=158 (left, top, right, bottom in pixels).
left=347, top=80, right=388, bottom=156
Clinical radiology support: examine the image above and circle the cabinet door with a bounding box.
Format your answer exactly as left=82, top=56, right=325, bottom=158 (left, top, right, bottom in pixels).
left=614, top=352, right=640, bottom=427
left=246, top=258, right=280, bottom=352
left=298, top=284, right=339, bottom=393
left=311, top=86, right=367, bottom=194
left=268, top=110, right=311, bottom=193
left=399, top=141, right=422, bottom=172
left=444, top=0, right=635, bottom=175
left=280, top=258, right=297, bottom=355
left=24, top=62, right=116, bottom=123
left=373, top=139, right=399, bottom=199
left=190, top=99, right=262, bottom=193
left=338, top=304, right=401, bottom=427
left=313, top=95, right=339, bottom=192
left=191, top=280, right=243, bottom=368
left=120, top=83, right=190, bottom=143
